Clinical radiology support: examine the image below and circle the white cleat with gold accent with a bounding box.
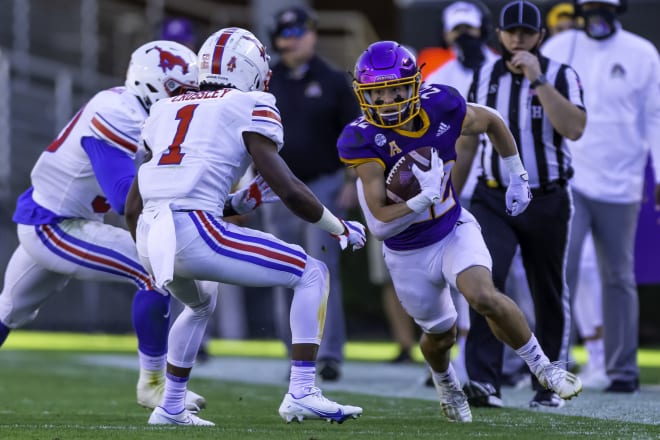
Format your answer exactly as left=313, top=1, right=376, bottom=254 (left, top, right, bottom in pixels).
left=535, top=362, right=583, bottom=400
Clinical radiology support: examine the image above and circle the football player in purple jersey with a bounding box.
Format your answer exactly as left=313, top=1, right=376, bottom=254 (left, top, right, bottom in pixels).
left=336, top=40, right=582, bottom=422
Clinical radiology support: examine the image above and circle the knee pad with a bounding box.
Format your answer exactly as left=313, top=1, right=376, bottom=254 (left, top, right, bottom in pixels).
left=297, top=257, right=329, bottom=292
left=189, top=285, right=218, bottom=319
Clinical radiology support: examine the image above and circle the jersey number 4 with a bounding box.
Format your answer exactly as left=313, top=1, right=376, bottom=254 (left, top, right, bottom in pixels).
left=158, top=104, right=198, bottom=165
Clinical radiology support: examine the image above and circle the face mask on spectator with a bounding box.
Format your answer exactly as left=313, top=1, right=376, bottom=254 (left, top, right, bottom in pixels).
left=454, top=34, right=485, bottom=69
left=583, top=7, right=617, bottom=40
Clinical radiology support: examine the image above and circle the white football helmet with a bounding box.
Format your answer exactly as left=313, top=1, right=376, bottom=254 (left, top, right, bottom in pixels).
left=125, top=40, right=198, bottom=110
left=198, top=27, right=271, bottom=92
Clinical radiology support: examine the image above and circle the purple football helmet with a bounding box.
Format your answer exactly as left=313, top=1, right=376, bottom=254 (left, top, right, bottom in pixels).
left=353, top=41, right=421, bottom=128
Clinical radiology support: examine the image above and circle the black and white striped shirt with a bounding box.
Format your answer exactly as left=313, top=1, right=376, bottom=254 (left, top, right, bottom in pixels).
left=468, top=56, right=584, bottom=189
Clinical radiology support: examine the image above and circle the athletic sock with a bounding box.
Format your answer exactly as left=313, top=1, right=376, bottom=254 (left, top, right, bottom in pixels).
left=138, top=355, right=167, bottom=382
left=288, top=360, right=316, bottom=397
left=162, top=372, right=189, bottom=415
left=516, top=334, right=550, bottom=373
left=430, top=362, right=459, bottom=386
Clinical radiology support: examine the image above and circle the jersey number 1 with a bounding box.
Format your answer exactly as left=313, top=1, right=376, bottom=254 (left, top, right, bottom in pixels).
left=158, top=104, right=198, bottom=165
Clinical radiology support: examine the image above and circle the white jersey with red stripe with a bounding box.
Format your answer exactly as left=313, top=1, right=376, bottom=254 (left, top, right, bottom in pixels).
left=30, top=86, right=146, bottom=221
left=139, top=88, right=283, bottom=215
left=133, top=85, right=331, bottom=351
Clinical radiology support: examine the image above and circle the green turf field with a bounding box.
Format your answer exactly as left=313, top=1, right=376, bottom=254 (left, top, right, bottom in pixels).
left=1, top=331, right=659, bottom=439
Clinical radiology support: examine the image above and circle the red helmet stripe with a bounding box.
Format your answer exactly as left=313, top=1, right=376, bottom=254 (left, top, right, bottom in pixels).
left=211, top=30, right=234, bottom=75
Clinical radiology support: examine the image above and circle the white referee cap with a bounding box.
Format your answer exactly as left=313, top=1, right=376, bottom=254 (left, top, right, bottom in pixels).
left=443, top=1, right=482, bottom=33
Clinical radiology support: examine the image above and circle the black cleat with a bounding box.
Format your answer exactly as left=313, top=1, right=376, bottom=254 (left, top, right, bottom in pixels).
left=318, top=358, right=342, bottom=382
left=462, top=380, right=503, bottom=408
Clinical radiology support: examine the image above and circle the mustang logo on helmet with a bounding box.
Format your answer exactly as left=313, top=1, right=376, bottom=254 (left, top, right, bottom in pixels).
left=241, top=34, right=268, bottom=62
left=147, top=46, right=190, bottom=74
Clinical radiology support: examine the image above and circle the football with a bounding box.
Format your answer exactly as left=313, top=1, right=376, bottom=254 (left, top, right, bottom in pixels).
left=385, top=146, right=435, bottom=204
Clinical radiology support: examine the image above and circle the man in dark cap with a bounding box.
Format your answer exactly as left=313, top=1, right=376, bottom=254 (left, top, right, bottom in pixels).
left=458, top=0, right=586, bottom=408
left=261, top=5, right=361, bottom=382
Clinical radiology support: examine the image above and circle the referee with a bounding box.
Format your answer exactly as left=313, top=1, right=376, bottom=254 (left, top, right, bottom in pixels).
left=459, top=0, right=586, bottom=408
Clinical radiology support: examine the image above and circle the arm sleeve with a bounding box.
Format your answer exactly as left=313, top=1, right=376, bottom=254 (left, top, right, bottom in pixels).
left=356, top=179, right=418, bottom=241
left=81, top=136, right=136, bottom=214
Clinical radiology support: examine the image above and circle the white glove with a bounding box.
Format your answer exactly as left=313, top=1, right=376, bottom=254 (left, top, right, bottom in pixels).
left=230, top=174, right=279, bottom=215
left=407, top=148, right=445, bottom=213
left=332, top=219, right=367, bottom=251
left=505, top=172, right=532, bottom=216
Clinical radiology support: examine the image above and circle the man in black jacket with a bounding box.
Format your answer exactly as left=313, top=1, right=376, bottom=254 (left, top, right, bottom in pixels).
left=262, top=6, right=361, bottom=382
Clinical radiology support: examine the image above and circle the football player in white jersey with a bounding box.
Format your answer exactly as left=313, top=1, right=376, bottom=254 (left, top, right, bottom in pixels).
left=0, top=40, right=223, bottom=412
left=126, top=27, right=367, bottom=427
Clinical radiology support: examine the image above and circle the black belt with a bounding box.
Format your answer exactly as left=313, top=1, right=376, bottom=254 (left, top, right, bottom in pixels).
left=531, top=180, right=567, bottom=195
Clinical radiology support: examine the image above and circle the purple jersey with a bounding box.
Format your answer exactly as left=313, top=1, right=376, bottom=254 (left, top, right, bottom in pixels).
left=337, top=84, right=466, bottom=250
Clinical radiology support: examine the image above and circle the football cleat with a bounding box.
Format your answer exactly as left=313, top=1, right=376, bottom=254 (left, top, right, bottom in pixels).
left=529, top=390, right=565, bottom=408
left=182, top=389, right=207, bottom=413
left=278, top=387, right=362, bottom=423
left=431, top=374, right=472, bottom=422
left=317, top=358, right=342, bottom=382
left=137, top=373, right=207, bottom=412
left=604, top=378, right=639, bottom=393
left=148, top=406, right=215, bottom=426
left=534, top=362, right=583, bottom=400
left=462, top=380, right=503, bottom=408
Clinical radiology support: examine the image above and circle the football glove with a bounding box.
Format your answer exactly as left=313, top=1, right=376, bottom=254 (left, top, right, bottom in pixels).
left=230, top=174, right=279, bottom=215
left=505, top=172, right=532, bottom=216
left=332, top=219, right=367, bottom=251
left=407, top=149, right=444, bottom=213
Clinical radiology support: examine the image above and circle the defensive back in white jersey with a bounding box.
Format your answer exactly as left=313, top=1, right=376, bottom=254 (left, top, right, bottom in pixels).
left=30, top=87, right=147, bottom=221
left=139, top=88, right=283, bottom=214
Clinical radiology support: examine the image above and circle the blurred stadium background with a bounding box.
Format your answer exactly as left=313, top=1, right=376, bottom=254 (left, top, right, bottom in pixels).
left=0, top=0, right=659, bottom=344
